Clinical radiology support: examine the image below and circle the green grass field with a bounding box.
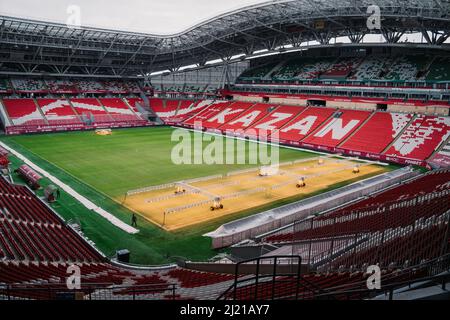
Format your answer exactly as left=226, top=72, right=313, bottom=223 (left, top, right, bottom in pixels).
left=0, top=127, right=397, bottom=265
left=3, top=127, right=312, bottom=197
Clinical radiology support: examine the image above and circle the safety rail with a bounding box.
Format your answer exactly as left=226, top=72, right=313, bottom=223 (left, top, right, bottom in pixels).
left=217, top=255, right=303, bottom=300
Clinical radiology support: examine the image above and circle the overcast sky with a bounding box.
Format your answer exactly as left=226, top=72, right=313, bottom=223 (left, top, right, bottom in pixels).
left=0, top=0, right=270, bottom=34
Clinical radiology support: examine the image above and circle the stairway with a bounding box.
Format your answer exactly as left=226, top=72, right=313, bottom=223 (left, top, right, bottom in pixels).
left=0, top=98, right=13, bottom=127
left=300, top=108, right=338, bottom=142
left=381, top=113, right=419, bottom=154
left=263, top=60, right=287, bottom=80
left=95, top=98, right=115, bottom=122
left=33, top=98, right=49, bottom=125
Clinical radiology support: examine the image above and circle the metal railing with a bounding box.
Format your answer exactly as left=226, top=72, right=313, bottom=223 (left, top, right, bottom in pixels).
left=217, top=255, right=303, bottom=300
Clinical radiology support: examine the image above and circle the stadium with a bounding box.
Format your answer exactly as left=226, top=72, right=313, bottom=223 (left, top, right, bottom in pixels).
left=0, top=0, right=449, bottom=303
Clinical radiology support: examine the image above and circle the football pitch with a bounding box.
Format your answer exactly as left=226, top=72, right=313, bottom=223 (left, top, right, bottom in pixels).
left=3, top=127, right=314, bottom=197
left=0, top=127, right=394, bottom=264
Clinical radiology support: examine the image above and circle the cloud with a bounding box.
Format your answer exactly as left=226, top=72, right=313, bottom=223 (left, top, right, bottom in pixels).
left=0, top=0, right=269, bottom=34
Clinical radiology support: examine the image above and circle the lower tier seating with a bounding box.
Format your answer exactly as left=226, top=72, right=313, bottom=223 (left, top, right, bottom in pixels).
left=0, top=169, right=446, bottom=300
left=2, top=99, right=46, bottom=126
left=302, top=110, right=371, bottom=147
left=202, top=101, right=254, bottom=130
left=37, top=99, right=82, bottom=125
left=99, top=98, right=140, bottom=122
left=178, top=101, right=450, bottom=161
left=183, top=101, right=234, bottom=126
left=0, top=98, right=150, bottom=133
left=385, top=115, right=450, bottom=160
left=341, top=112, right=412, bottom=153
left=217, top=103, right=279, bottom=132
left=265, top=170, right=450, bottom=243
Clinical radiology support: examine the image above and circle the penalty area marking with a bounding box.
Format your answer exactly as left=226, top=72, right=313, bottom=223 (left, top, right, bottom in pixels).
left=0, top=141, right=139, bottom=234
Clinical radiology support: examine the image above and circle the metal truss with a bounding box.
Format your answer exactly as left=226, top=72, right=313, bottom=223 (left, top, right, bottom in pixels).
left=0, top=0, right=449, bottom=77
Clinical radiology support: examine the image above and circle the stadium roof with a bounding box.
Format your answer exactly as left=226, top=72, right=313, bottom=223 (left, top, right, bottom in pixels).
left=0, top=0, right=449, bottom=77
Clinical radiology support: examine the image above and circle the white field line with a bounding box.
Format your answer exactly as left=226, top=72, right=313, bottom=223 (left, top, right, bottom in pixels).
left=0, top=141, right=139, bottom=234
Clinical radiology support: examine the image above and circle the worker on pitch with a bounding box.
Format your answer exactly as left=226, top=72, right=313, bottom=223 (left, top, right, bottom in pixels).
left=131, top=213, right=138, bottom=227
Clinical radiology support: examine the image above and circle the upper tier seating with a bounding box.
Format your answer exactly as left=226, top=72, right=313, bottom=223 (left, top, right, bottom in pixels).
left=11, top=79, right=47, bottom=92
left=320, top=58, right=363, bottom=79
left=341, top=112, right=412, bottom=153
left=45, top=80, right=79, bottom=93
left=236, top=54, right=450, bottom=83
left=1, top=79, right=142, bottom=94
left=350, top=56, right=389, bottom=80
left=164, top=85, right=204, bottom=94
left=37, top=99, right=82, bottom=125
left=382, top=55, right=429, bottom=81
left=126, top=81, right=141, bottom=93
left=2, top=99, right=46, bottom=126
left=0, top=79, right=11, bottom=92
left=102, top=80, right=139, bottom=93
left=273, top=58, right=311, bottom=80
left=294, top=58, right=334, bottom=79
left=302, top=109, right=371, bottom=148
left=76, top=80, right=105, bottom=93
left=385, top=115, right=450, bottom=160
left=426, top=56, right=450, bottom=81
left=238, top=62, right=278, bottom=80
left=184, top=85, right=205, bottom=93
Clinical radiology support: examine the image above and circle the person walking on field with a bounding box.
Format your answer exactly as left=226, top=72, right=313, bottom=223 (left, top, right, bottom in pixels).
left=131, top=213, right=138, bottom=227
